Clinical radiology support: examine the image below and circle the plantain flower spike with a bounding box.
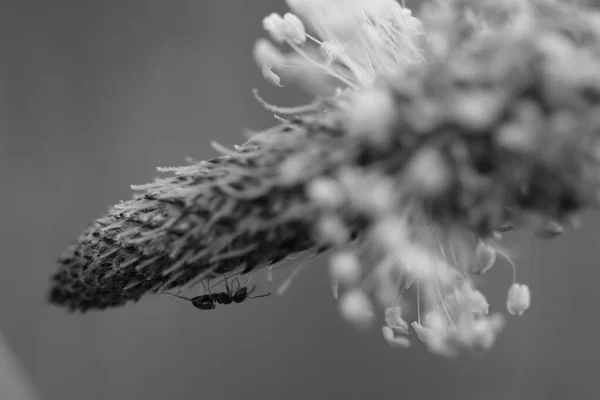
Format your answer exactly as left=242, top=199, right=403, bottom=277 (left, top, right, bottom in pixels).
left=49, top=0, right=600, bottom=358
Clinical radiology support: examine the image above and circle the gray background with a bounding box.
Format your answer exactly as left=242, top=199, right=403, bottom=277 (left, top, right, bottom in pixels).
left=1, top=1, right=599, bottom=399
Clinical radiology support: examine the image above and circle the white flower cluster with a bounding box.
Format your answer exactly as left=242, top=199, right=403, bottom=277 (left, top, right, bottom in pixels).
left=307, top=170, right=531, bottom=357
left=254, top=0, right=425, bottom=93
left=255, top=0, right=534, bottom=357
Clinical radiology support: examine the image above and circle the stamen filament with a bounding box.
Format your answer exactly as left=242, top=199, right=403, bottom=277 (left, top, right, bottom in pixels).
left=287, top=42, right=359, bottom=89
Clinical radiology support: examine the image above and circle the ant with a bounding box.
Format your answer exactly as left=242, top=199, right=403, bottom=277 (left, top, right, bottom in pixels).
left=163, top=277, right=270, bottom=310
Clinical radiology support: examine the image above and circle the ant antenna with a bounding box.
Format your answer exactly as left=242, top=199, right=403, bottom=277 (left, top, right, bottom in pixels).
left=163, top=292, right=193, bottom=302
left=244, top=274, right=255, bottom=286
left=246, top=284, right=271, bottom=299
left=236, top=276, right=256, bottom=290
left=224, top=275, right=231, bottom=294
left=248, top=292, right=271, bottom=299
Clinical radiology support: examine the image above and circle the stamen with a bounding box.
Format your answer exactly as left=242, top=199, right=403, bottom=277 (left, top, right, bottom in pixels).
left=287, top=42, right=358, bottom=89
left=382, top=326, right=411, bottom=348
left=277, top=262, right=308, bottom=295
left=506, top=283, right=531, bottom=316
left=417, top=283, right=421, bottom=325
left=253, top=89, right=323, bottom=115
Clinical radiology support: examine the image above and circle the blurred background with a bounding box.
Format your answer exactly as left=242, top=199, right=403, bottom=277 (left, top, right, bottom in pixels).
left=1, top=0, right=600, bottom=399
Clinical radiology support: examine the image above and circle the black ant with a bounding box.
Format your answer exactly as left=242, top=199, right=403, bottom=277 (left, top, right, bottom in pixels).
left=163, top=277, right=270, bottom=310
left=164, top=292, right=217, bottom=310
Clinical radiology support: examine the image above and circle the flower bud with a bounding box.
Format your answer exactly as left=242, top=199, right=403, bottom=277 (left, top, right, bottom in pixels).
left=460, top=314, right=505, bottom=352
left=316, top=214, right=350, bottom=246
left=307, top=177, right=346, bottom=209
left=329, top=251, right=362, bottom=285
left=405, top=147, right=451, bottom=197
left=344, top=88, right=396, bottom=146
left=339, top=289, right=374, bottom=328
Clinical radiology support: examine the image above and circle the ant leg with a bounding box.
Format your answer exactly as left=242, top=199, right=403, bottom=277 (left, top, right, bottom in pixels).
left=208, top=274, right=231, bottom=295
left=236, top=276, right=248, bottom=292
left=207, top=278, right=213, bottom=296
left=206, top=274, right=237, bottom=293
left=232, top=276, right=241, bottom=294
left=200, top=279, right=213, bottom=296
left=223, top=274, right=231, bottom=296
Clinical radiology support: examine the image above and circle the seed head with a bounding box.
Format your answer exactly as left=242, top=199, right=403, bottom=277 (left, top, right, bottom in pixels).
left=48, top=0, right=600, bottom=359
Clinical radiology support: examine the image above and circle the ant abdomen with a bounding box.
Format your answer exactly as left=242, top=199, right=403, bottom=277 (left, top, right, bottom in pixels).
left=163, top=292, right=216, bottom=310
left=190, top=295, right=216, bottom=310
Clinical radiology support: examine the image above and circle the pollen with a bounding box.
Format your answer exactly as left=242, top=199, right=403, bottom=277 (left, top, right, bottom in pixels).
left=263, top=13, right=287, bottom=43
left=283, top=13, right=307, bottom=45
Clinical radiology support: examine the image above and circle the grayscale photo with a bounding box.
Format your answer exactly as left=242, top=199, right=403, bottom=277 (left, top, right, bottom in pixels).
left=1, top=0, right=600, bottom=399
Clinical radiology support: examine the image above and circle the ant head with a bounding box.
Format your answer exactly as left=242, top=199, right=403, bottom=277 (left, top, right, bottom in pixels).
left=231, top=287, right=248, bottom=303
